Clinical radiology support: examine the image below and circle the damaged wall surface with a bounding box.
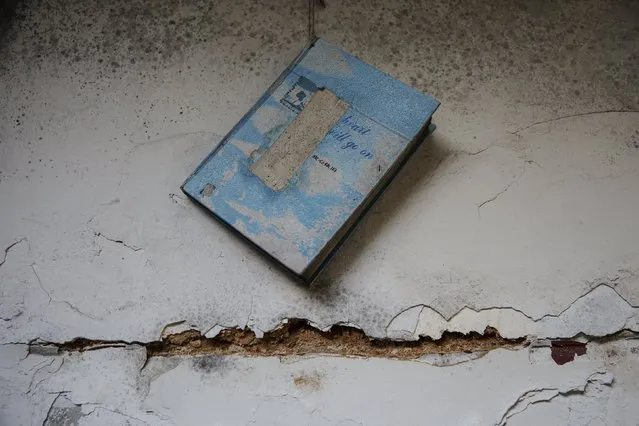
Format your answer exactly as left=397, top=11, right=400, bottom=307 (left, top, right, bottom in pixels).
left=0, top=0, right=637, bottom=345
left=0, top=0, right=638, bottom=424
left=2, top=339, right=639, bottom=425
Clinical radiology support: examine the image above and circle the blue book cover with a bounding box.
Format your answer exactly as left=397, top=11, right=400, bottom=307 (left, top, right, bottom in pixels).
left=182, top=38, right=440, bottom=282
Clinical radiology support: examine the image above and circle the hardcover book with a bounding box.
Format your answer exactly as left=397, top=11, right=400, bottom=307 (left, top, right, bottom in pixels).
left=182, top=38, right=440, bottom=282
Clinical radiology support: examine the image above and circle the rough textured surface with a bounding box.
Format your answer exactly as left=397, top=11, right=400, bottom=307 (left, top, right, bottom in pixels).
left=1, top=340, right=638, bottom=425
left=250, top=88, right=349, bottom=191
left=50, top=321, right=523, bottom=360
left=1, top=0, right=638, bottom=423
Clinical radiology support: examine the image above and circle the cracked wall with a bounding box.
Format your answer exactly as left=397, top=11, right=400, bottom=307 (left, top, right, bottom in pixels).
left=0, top=0, right=637, bottom=347
left=2, top=339, right=639, bottom=425
left=387, top=283, right=639, bottom=340
left=1, top=115, right=637, bottom=344
left=41, top=319, right=525, bottom=361
left=0, top=0, right=638, bottom=423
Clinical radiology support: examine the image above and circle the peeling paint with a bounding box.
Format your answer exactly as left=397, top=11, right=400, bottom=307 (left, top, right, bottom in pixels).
left=3, top=339, right=639, bottom=425
left=497, top=372, right=613, bottom=426
left=551, top=341, right=587, bottom=366
left=44, top=319, right=524, bottom=361
left=388, top=283, right=639, bottom=340
left=43, top=394, right=82, bottom=426
left=0, top=0, right=638, bottom=422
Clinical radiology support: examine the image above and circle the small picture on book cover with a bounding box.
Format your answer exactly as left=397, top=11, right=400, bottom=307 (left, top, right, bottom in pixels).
left=281, top=76, right=317, bottom=113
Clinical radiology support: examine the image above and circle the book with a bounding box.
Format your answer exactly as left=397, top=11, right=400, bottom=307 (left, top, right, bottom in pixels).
left=182, top=37, right=440, bottom=283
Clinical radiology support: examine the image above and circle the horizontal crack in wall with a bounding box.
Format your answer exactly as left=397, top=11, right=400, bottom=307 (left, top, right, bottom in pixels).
left=41, top=319, right=526, bottom=361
